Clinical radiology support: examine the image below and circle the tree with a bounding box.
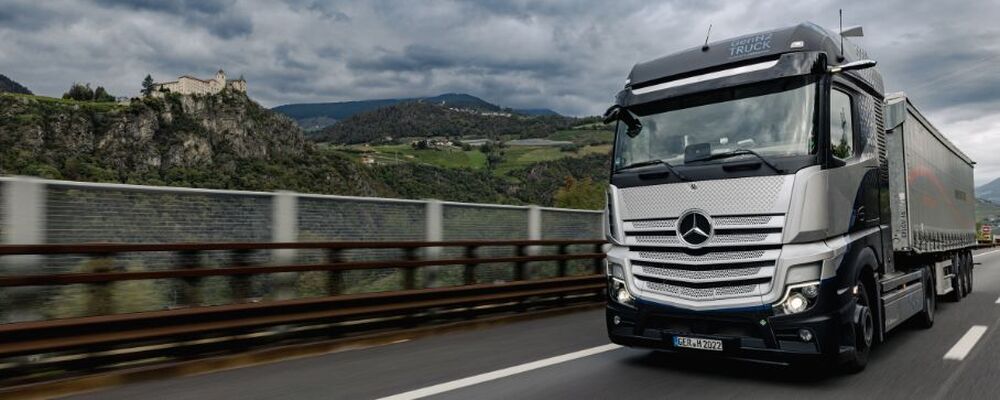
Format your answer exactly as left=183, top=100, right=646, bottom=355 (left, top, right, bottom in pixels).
left=141, top=74, right=154, bottom=96
left=63, top=83, right=94, bottom=101
left=93, top=86, right=115, bottom=102
left=553, top=176, right=604, bottom=210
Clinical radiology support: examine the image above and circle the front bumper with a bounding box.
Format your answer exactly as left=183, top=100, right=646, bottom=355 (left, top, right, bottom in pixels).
left=606, top=296, right=857, bottom=364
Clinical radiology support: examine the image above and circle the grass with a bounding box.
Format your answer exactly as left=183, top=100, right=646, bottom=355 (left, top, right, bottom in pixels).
left=359, top=144, right=489, bottom=170
left=335, top=141, right=611, bottom=176
left=2, top=92, right=124, bottom=112
left=493, top=144, right=612, bottom=175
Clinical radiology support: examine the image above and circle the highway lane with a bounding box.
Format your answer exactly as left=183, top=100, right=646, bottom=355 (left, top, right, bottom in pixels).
left=71, top=249, right=1000, bottom=400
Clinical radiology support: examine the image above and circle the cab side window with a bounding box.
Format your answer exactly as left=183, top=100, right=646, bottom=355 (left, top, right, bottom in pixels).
left=830, top=90, right=854, bottom=160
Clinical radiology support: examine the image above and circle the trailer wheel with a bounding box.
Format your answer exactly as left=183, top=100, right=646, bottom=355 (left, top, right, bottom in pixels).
left=843, top=280, right=873, bottom=373
left=964, top=251, right=974, bottom=295
left=914, top=266, right=935, bottom=329
left=945, top=255, right=964, bottom=302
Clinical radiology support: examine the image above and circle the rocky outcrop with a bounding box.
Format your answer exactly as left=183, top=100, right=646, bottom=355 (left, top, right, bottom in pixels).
left=0, top=91, right=309, bottom=177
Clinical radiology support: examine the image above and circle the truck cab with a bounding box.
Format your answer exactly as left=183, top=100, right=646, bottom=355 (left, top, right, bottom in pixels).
left=603, top=22, right=974, bottom=370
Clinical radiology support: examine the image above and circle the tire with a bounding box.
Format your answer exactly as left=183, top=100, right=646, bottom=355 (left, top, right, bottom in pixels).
left=946, top=255, right=964, bottom=302
left=843, top=280, right=874, bottom=373
left=964, top=251, right=974, bottom=295
left=915, top=266, right=935, bottom=329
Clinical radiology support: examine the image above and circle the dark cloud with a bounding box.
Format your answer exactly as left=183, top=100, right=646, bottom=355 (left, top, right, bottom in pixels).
left=92, top=0, right=252, bottom=39
left=2, top=0, right=1000, bottom=182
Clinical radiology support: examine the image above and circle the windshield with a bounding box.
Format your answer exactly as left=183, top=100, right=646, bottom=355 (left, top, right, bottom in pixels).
left=614, top=77, right=817, bottom=171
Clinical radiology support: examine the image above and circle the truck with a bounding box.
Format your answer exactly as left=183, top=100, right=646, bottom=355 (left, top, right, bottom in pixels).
left=602, top=22, right=976, bottom=372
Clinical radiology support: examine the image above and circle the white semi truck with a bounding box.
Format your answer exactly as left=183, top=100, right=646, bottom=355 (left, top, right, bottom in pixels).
left=603, top=22, right=976, bottom=372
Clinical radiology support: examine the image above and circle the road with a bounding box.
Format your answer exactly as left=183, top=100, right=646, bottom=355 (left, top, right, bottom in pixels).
left=70, top=249, right=1000, bottom=400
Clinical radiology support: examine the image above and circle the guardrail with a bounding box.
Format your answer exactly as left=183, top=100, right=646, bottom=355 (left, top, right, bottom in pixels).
left=0, top=239, right=607, bottom=385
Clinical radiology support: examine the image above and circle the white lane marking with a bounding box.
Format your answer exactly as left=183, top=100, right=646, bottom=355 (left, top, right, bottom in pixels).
left=377, top=344, right=622, bottom=400
left=944, top=325, right=988, bottom=361
left=995, top=297, right=1000, bottom=304
left=975, top=249, right=1000, bottom=257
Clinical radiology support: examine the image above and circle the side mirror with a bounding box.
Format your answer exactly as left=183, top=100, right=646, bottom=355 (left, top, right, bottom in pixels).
left=828, top=59, right=877, bottom=74
left=602, top=105, right=644, bottom=138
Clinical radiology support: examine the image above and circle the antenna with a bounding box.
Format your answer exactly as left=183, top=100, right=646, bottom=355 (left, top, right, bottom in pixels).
left=838, top=9, right=845, bottom=62
left=701, top=24, right=713, bottom=52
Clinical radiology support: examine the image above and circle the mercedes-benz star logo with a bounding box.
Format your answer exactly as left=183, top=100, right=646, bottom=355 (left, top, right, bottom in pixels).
left=677, top=210, right=713, bottom=247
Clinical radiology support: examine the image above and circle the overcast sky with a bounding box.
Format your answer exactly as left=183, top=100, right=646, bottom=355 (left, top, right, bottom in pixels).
left=2, top=0, right=999, bottom=184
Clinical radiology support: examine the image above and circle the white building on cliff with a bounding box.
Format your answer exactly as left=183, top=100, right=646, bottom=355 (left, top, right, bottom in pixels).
left=151, top=69, right=246, bottom=97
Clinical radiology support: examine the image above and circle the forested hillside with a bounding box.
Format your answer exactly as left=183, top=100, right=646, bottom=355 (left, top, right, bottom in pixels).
left=0, top=91, right=609, bottom=207
left=0, top=74, right=32, bottom=95
left=316, top=101, right=577, bottom=144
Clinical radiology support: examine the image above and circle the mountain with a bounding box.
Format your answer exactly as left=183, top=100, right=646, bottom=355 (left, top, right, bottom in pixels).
left=314, top=101, right=576, bottom=144
left=976, top=177, right=1000, bottom=204
left=272, top=93, right=559, bottom=130
left=0, top=74, right=32, bottom=95
left=0, top=91, right=606, bottom=207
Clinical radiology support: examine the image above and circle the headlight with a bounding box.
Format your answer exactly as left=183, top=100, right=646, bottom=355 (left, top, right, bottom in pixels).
left=607, top=262, right=634, bottom=308
left=774, top=281, right=820, bottom=315
left=611, top=278, right=635, bottom=308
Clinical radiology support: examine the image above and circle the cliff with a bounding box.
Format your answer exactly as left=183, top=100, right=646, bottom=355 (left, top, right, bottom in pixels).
left=1, top=91, right=309, bottom=179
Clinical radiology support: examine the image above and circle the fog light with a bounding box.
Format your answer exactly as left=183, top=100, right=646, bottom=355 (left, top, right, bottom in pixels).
left=616, top=287, right=632, bottom=304
left=801, top=284, right=820, bottom=299
left=783, top=293, right=809, bottom=314
left=798, top=329, right=813, bottom=342
left=613, top=315, right=622, bottom=325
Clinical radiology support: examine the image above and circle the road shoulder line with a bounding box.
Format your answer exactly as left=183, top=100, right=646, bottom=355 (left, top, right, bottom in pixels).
left=943, top=325, right=988, bottom=361
left=377, top=344, right=622, bottom=400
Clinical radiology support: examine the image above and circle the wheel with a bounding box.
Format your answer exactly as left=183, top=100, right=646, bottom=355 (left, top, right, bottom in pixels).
left=843, top=280, right=874, bottom=373
left=964, top=251, right=974, bottom=295
left=915, top=266, right=935, bottom=329
left=946, top=256, right=964, bottom=302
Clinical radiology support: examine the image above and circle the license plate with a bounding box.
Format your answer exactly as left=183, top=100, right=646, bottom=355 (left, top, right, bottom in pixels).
left=673, top=336, right=723, bottom=352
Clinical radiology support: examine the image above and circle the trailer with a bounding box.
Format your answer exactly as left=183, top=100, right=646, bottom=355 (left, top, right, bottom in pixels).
left=602, top=22, right=976, bottom=373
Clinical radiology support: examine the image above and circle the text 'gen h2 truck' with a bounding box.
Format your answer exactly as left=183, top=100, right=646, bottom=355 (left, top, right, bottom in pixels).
left=602, top=22, right=976, bottom=372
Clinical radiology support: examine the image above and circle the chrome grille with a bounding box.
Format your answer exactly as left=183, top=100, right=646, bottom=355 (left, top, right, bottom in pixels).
left=625, top=212, right=783, bottom=303
left=637, top=250, right=769, bottom=263
left=637, top=265, right=768, bottom=281
left=643, top=281, right=758, bottom=299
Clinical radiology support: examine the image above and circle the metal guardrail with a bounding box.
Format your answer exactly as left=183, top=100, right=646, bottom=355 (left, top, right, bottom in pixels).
left=0, top=239, right=607, bottom=384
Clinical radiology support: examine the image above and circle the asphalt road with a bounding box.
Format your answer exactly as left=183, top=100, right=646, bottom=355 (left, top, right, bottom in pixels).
left=70, top=249, right=1000, bottom=400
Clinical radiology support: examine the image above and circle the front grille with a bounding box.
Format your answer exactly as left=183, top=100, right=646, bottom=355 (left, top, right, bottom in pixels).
left=636, top=249, right=772, bottom=263
left=643, top=281, right=759, bottom=299
left=624, top=213, right=783, bottom=303
left=636, top=263, right=771, bottom=281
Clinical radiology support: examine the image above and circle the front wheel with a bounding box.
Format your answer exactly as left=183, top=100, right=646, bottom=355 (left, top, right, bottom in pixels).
left=843, top=280, right=874, bottom=373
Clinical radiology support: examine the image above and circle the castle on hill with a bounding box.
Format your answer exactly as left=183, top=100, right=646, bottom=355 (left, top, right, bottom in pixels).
left=151, top=69, right=246, bottom=97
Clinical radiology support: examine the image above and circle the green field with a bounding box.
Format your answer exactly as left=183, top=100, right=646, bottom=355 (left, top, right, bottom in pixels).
left=337, top=141, right=611, bottom=176
left=547, top=129, right=613, bottom=145
left=1, top=93, right=124, bottom=112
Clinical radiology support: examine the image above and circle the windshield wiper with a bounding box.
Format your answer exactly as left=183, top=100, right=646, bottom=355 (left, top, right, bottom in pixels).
left=690, top=149, right=784, bottom=174
left=617, top=159, right=690, bottom=181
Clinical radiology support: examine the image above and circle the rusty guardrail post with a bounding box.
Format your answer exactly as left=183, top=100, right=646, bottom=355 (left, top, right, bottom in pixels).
left=327, top=248, right=344, bottom=295
left=176, top=250, right=202, bottom=306
left=463, top=245, right=478, bottom=285
left=403, top=247, right=418, bottom=290
left=230, top=249, right=252, bottom=302
left=514, top=244, right=527, bottom=281
left=557, top=244, right=569, bottom=277
left=85, top=254, right=114, bottom=316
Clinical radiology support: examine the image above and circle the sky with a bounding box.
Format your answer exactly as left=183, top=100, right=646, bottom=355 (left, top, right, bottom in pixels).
left=1, top=0, right=999, bottom=184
